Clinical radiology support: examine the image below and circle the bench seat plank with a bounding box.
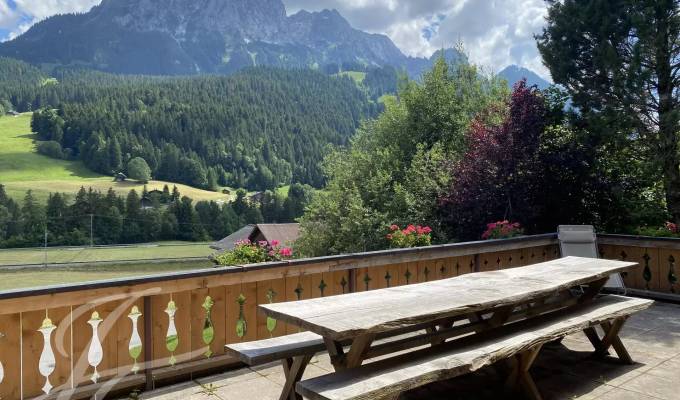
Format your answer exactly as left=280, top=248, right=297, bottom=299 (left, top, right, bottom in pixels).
left=226, top=332, right=324, bottom=365
left=297, top=296, right=653, bottom=400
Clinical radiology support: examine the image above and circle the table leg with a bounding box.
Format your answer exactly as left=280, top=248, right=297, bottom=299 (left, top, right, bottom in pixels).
left=504, top=344, right=544, bottom=400
left=324, top=334, right=376, bottom=371
left=280, top=354, right=313, bottom=400
left=345, top=333, right=376, bottom=369
left=323, top=337, right=346, bottom=371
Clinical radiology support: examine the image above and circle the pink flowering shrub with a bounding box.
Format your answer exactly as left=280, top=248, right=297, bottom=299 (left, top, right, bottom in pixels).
left=666, top=222, right=678, bottom=234
left=214, top=239, right=293, bottom=266
left=387, top=224, right=432, bottom=248
left=481, top=221, right=523, bottom=240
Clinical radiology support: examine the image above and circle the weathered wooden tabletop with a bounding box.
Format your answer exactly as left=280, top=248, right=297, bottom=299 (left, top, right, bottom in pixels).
left=260, top=256, right=637, bottom=341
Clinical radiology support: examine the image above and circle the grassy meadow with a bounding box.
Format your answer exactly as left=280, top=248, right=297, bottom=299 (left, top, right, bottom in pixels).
left=0, top=113, right=232, bottom=203
left=0, top=241, right=214, bottom=266
left=0, top=260, right=213, bottom=290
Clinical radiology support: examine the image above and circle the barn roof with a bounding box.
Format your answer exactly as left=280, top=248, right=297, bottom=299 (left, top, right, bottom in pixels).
left=211, top=223, right=300, bottom=252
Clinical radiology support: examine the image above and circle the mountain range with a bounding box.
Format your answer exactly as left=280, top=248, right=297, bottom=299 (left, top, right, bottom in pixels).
left=0, top=0, right=465, bottom=77
left=0, top=0, right=549, bottom=86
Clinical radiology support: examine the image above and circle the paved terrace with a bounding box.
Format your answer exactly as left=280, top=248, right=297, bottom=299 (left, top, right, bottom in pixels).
left=137, top=300, right=680, bottom=400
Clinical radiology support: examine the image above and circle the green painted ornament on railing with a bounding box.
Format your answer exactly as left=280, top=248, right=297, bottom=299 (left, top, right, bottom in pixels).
left=642, top=252, right=652, bottom=290
left=266, top=289, right=277, bottom=335
left=318, top=280, right=327, bottom=297
left=236, top=294, right=247, bottom=338
left=340, top=276, right=348, bottom=293
left=294, top=282, right=304, bottom=300
left=363, top=273, right=372, bottom=290
left=669, top=255, right=677, bottom=293
left=620, top=251, right=629, bottom=279
left=202, top=296, right=215, bottom=358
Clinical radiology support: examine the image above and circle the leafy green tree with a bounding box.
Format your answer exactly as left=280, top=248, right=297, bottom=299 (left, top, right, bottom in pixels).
left=128, top=157, right=152, bottom=183
left=282, top=183, right=314, bottom=222
left=297, top=58, right=507, bottom=256
left=537, top=0, right=680, bottom=222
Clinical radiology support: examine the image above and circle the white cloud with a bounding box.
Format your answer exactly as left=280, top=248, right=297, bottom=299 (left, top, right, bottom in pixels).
left=1, top=0, right=100, bottom=41
left=283, top=0, right=552, bottom=81
left=0, top=1, right=19, bottom=29
left=13, top=0, right=100, bottom=20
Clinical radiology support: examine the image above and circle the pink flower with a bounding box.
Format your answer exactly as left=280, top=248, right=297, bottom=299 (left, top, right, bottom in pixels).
left=280, top=247, right=293, bottom=257
left=386, top=234, right=393, bottom=240
left=422, top=226, right=432, bottom=234
left=390, top=224, right=399, bottom=231
left=407, top=225, right=416, bottom=232
left=268, top=250, right=276, bottom=257
left=258, top=241, right=268, bottom=247
left=271, top=240, right=280, bottom=247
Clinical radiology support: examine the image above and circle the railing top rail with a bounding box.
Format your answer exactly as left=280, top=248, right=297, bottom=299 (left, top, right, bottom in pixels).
left=597, top=233, right=680, bottom=249
left=0, top=233, right=558, bottom=301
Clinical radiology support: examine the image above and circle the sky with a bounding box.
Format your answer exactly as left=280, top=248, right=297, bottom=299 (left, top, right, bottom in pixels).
left=0, top=0, right=551, bottom=80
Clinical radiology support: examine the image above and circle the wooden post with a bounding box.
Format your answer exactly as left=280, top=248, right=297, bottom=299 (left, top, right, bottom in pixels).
left=143, top=295, right=154, bottom=391
left=348, top=268, right=356, bottom=293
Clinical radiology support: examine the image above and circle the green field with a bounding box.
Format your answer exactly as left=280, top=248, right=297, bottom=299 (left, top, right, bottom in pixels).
left=0, top=260, right=213, bottom=290
left=0, top=113, right=232, bottom=203
left=0, top=241, right=214, bottom=266
left=0, top=241, right=216, bottom=290
left=336, top=71, right=366, bottom=84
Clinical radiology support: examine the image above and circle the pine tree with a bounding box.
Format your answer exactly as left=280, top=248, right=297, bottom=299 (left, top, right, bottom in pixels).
left=108, top=136, right=123, bottom=173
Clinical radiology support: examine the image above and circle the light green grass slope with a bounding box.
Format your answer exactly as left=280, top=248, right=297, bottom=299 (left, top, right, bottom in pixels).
left=0, top=113, right=231, bottom=203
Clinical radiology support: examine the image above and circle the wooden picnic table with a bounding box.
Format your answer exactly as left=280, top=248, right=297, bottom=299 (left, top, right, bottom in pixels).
left=261, top=257, right=636, bottom=370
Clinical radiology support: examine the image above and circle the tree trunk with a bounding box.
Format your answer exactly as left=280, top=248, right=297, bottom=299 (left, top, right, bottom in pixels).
left=655, top=3, right=680, bottom=223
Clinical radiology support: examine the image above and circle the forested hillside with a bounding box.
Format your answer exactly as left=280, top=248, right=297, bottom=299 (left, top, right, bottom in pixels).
left=0, top=58, right=379, bottom=190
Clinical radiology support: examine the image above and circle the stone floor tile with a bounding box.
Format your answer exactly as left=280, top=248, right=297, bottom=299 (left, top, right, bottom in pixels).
left=595, top=387, right=665, bottom=400
left=139, top=381, right=203, bottom=400
left=214, top=376, right=283, bottom=400
left=619, top=372, right=680, bottom=400
left=194, top=367, right=261, bottom=387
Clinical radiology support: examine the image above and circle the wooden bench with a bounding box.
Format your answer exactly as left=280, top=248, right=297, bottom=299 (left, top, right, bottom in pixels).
left=225, top=331, right=326, bottom=400
left=296, top=295, right=653, bottom=400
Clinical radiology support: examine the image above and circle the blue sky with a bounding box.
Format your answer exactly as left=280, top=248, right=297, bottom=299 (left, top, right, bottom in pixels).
left=0, top=0, right=551, bottom=80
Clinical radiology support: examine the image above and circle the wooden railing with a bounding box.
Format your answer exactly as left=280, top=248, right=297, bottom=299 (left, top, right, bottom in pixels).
left=598, top=234, right=680, bottom=299
left=2, top=232, right=678, bottom=399
left=0, top=234, right=560, bottom=399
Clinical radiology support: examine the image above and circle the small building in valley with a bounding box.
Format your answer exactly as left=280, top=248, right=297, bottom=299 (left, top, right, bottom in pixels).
left=211, top=223, right=300, bottom=252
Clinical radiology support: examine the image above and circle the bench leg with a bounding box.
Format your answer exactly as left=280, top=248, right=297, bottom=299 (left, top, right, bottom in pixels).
left=599, top=318, right=633, bottom=364
left=504, top=345, right=543, bottom=400
left=280, top=354, right=312, bottom=400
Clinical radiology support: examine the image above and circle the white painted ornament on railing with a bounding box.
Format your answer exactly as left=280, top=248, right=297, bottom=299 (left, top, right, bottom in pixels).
left=38, top=316, right=57, bottom=394
left=128, top=306, right=143, bottom=373
left=87, top=311, right=103, bottom=383
left=165, top=300, right=179, bottom=366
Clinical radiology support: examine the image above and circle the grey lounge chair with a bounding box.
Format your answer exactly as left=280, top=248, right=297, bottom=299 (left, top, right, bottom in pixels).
left=558, top=225, right=626, bottom=293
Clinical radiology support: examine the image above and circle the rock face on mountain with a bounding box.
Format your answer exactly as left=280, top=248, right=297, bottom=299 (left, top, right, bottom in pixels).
left=498, top=65, right=551, bottom=89
left=0, top=0, right=464, bottom=77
